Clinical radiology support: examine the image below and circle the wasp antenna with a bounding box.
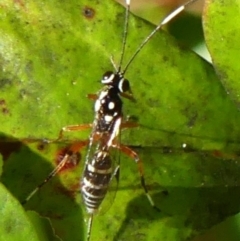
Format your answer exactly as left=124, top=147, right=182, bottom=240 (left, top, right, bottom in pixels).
left=117, top=0, right=131, bottom=73
left=110, top=55, right=118, bottom=72
left=123, top=0, right=199, bottom=74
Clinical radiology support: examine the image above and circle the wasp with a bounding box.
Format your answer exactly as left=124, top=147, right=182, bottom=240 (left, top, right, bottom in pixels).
left=22, top=0, right=201, bottom=240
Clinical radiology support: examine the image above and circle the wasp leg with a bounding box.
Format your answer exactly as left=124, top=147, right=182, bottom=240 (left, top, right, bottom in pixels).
left=116, top=144, right=161, bottom=212
left=49, top=123, right=92, bottom=143
left=120, top=92, right=136, bottom=102
left=22, top=140, right=89, bottom=205
left=120, top=121, right=138, bottom=130
left=87, top=93, right=98, bottom=100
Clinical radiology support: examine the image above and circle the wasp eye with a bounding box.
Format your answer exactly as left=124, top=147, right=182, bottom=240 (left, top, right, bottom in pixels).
left=101, top=71, right=115, bottom=84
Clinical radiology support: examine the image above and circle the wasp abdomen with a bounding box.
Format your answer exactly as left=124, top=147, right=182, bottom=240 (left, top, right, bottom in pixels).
left=82, top=150, right=113, bottom=213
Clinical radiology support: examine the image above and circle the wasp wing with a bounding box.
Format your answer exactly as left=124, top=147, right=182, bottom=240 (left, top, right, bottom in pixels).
left=81, top=115, right=122, bottom=215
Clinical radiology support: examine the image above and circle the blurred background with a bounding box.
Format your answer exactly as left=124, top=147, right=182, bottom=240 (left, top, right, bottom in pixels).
left=116, top=0, right=211, bottom=62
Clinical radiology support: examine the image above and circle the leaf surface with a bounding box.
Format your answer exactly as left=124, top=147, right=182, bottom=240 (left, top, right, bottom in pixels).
left=203, top=0, right=240, bottom=105
left=0, top=182, right=40, bottom=241
left=1, top=0, right=240, bottom=241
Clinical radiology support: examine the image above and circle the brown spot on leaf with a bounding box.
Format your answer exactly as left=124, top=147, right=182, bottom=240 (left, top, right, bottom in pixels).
left=2, top=108, right=9, bottom=115
left=82, top=6, right=95, bottom=19
left=0, top=100, right=10, bottom=115
left=0, top=99, right=6, bottom=105
left=13, top=0, right=25, bottom=8
left=36, top=142, right=46, bottom=151
left=55, top=146, right=81, bottom=173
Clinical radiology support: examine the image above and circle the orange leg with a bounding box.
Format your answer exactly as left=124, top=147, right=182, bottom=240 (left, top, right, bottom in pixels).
left=87, top=93, right=98, bottom=100
left=120, top=121, right=138, bottom=130
left=114, top=143, right=160, bottom=212
left=51, top=123, right=93, bottom=142
left=54, top=118, right=137, bottom=142
left=52, top=91, right=98, bottom=142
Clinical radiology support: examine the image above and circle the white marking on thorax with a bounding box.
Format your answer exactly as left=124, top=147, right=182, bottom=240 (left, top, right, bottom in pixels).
left=104, top=115, right=113, bottom=122
left=107, top=117, right=121, bottom=147
left=95, top=90, right=108, bottom=112
left=99, top=90, right=108, bottom=100
left=95, top=99, right=101, bottom=112
left=108, top=102, right=115, bottom=110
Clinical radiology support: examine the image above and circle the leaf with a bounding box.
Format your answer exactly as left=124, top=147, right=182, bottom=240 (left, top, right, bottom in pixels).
left=1, top=139, right=85, bottom=241
left=27, top=211, right=62, bottom=241
left=203, top=0, right=240, bottom=105
left=0, top=152, right=3, bottom=176
left=1, top=0, right=240, bottom=241
left=0, top=182, right=40, bottom=241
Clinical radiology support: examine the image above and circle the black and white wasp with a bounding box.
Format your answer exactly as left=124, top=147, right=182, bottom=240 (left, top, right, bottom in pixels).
left=22, top=0, right=201, bottom=240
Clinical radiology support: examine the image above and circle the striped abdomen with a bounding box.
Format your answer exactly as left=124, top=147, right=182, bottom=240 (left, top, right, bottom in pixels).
left=81, top=150, right=113, bottom=214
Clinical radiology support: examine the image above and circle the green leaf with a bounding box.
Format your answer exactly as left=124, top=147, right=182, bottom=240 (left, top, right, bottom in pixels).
left=0, top=153, right=3, bottom=176
left=27, top=211, right=62, bottom=241
left=0, top=182, right=40, bottom=241
left=1, top=0, right=240, bottom=151
left=2, top=139, right=240, bottom=241
left=1, top=139, right=85, bottom=241
left=1, top=0, right=240, bottom=241
left=203, top=0, right=240, bottom=104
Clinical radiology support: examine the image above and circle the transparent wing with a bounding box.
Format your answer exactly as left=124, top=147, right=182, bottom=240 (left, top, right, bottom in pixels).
left=81, top=117, right=122, bottom=215
left=97, top=145, right=121, bottom=215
